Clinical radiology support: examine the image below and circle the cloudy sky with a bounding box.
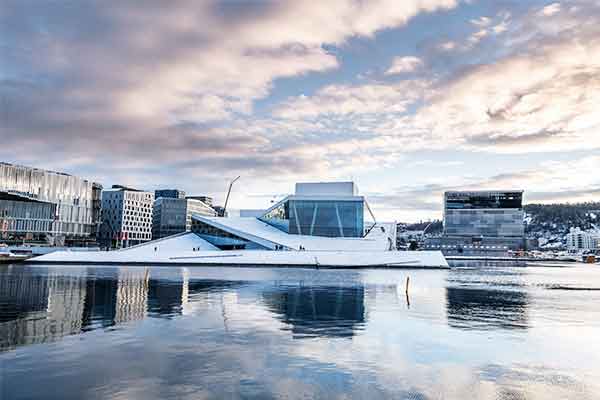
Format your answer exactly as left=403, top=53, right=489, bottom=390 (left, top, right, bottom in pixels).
left=1, top=0, right=599, bottom=221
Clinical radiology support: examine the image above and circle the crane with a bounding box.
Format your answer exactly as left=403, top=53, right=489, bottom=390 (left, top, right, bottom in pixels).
left=222, top=176, right=240, bottom=217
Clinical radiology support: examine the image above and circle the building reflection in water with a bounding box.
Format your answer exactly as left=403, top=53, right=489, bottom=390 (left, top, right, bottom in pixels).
left=445, top=287, right=529, bottom=330
left=0, top=268, right=191, bottom=351
left=262, top=285, right=366, bottom=338
left=0, top=267, right=254, bottom=351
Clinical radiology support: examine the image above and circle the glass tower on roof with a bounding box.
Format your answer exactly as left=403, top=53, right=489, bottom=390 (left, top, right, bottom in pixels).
left=259, top=182, right=365, bottom=238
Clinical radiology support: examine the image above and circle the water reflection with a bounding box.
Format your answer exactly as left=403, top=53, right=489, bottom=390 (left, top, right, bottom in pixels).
left=0, top=267, right=249, bottom=351
left=446, top=287, right=529, bottom=330
left=2, top=265, right=600, bottom=399
left=262, top=285, right=365, bottom=338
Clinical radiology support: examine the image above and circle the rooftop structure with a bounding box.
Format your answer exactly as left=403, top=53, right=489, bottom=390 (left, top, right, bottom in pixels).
left=186, top=196, right=213, bottom=207
left=259, top=181, right=369, bottom=238
left=191, top=215, right=394, bottom=251
left=155, top=189, right=186, bottom=199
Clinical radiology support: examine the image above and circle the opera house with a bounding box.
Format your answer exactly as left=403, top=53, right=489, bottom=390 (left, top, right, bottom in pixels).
left=31, top=182, right=448, bottom=268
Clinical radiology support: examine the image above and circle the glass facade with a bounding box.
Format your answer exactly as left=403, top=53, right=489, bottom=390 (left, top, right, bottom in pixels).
left=154, top=189, right=186, bottom=199
left=0, top=162, right=101, bottom=243
left=260, top=198, right=364, bottom=238
left=152, top=198, right=217, bottom=239
left=191, top=218, right=266, bottom=250
left=443, top=191, right=524, bottom=238
left=100, top=189, right=154, bottom=248
left=445, top=191, right=523, bottom=209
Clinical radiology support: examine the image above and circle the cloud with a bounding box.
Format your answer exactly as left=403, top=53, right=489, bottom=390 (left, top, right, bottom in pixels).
left=0, top=0, right=462, bottom=197
left=367, top=155, right=600, bottom=221
left=470, top=16, right=492, bottom=27
left=539, top=3, right=561, bottom=17
left=385, top=56, right=424, bottom=75
left=274, top=1, right=600, bottom=158
left=1, top=0, right=599, bottom=218
left=273, top=80, right=429, bottom=119
left=418, top=15, right=600, bottom=153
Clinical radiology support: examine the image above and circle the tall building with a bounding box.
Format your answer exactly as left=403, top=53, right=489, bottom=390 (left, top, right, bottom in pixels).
left=98, top=185, right=154, bottom=248
left=424, top=190, right=525, bottom=255
left=0, top=162, right=102, bottom=245
left=152, top=196, right=217, bottom=239
left=154, top=189, right=186, bottom=199
left=566, top=227, right=600, bottom=252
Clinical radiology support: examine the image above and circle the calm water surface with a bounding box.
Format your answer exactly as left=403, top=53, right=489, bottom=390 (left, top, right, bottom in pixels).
left=2, top=262, right=600, bottom=399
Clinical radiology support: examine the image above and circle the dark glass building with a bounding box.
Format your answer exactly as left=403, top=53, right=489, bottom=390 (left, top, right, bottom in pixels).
left=443, top=191, right=524, bottom=238
left=155, top=189, right=186, bottom=199
left=152, top=197, right=217, bottom=240
left=424, top=191, right=525, bottom=255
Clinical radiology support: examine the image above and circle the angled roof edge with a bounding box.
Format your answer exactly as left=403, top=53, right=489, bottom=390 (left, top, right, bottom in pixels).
left=260, top=195, right=291, bottom=217
left=0, top=190, right=55, bottom=204
left=192, top=215, right=292, bottom=250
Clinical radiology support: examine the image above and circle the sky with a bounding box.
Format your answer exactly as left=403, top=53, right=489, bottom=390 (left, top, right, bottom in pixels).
left=1, top=0, right=599, bottom=222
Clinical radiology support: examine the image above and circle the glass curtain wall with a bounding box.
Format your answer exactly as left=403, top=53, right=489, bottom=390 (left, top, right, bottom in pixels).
left=260, top=199, right=364, bottom=238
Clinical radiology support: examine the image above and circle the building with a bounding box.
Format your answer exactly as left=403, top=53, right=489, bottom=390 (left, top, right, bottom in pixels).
left=424, top=190, right=525, bottom=255
left=155, top=189, right=186, bottom=199
left=33, top=181, right=447, bottom=268
left=152, top=196, right=217, bottom=239
left=566, top=228, right=600, bottom=253
left=187, top=196, right=213, bottom=207
left=98, top=185, right=154, bottom=248
left=259, top=182, right=366, bottom=237
left=189, top=181, right=395, bottom=251
left=213, top=206, right=227, bottom=217
left=443, top=191, right=524, bottom=237
left=0, top=162, right=102, bottom=245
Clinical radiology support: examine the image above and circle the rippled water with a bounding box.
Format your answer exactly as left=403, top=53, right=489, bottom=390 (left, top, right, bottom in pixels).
left=2, top=261, right=600, bottom=399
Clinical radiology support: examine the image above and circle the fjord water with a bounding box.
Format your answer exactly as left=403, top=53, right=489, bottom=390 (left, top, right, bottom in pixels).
left=2, top=263, right=600, bottom=399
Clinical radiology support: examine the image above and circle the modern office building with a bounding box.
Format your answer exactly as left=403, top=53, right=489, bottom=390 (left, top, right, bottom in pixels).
left=566, top=227, right=599, bottom=252
left=152, top=196, right=217, bottom=240
left=424, top=190, right=525, bottom=255
left=0, top=162, right=102, bottom=245
left=187, top=196, right=213, bottom=207
left=443, top=191, right=525, bottom=237
left=98, top=185, right=154, bottom=248
left=155, top=189, right=186, bottom=200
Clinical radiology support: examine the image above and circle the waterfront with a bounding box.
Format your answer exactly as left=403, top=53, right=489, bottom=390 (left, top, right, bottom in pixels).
left=2, top=262, right=600, bottom=399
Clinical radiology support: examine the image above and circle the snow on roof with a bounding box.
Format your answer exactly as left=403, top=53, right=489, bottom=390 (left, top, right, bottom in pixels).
left=31, top=248, right=448, bottom=268
left=32, top=232, right=219, bottom=263
left=194, top=216, right=391, bottom=251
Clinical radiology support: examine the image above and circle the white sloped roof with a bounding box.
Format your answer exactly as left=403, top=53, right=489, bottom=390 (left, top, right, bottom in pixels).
left=193, top=216, right=391, bottom=251
left=32, top=232, right=220, bottom=263
left=30, top=248, right=448, bottom=268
